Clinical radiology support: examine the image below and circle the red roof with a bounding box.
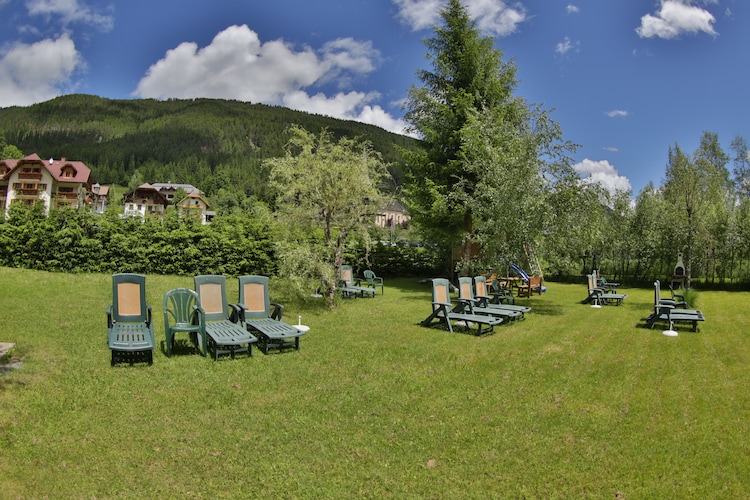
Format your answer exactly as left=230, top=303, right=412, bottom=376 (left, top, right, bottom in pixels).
left=5, top=154, right=92, bottom=186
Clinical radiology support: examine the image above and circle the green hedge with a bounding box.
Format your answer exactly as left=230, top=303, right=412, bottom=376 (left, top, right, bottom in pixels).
left=0, top=205, right=444, bottom=278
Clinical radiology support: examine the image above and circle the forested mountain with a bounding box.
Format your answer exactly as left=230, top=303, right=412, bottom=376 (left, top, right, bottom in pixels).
left=0, top=95, right=419, bottom=202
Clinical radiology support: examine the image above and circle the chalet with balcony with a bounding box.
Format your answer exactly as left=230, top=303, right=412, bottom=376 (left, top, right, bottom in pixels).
left=177, top=191, right=214, bottom=224
left=122, top=183, right=169, bottom=218
left=151, top=182, right=202, bottom=203
left=91, top=183, right=110, bottom=213
left=1, top=154, right=92, bottom=214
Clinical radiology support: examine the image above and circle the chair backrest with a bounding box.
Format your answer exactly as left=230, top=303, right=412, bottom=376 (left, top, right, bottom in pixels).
left=364, top=270, right=375, bottom=281
left=458, top=277, right=474, bottom=301
left=431, top=278, right=452, bottom=310
left=194, top=275, right=230, bottom=321
left=340, top=265, right=355, bottom=286
left=586, top=274, right=595, bottom=294
left=238, top=275, right=271, bottom=320
left=530, top=275, right=543, bottom=288
left=112, top=273, right=148, bottom=323
left=163, top=288, right=199, bottom=327
left=474, top=275, right=490, bottom=300
left=654, top=280, right=663, bottom=305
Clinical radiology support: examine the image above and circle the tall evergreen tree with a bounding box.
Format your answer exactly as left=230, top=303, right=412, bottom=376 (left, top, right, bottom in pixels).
left=402, top=0, right=516, bottom=243
left=401, top=0, right=576, bottom=273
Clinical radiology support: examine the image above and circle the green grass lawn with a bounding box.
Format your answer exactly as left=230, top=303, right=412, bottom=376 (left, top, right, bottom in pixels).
left=1, top=267, right=748, bottom=498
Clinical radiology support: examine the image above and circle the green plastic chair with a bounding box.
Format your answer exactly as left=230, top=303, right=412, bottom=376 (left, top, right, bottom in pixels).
left=107, top=273, right=155, bottom=366
left=363, top=269, right=384, bottom=295
left=163, top=288, right=205, bottom=357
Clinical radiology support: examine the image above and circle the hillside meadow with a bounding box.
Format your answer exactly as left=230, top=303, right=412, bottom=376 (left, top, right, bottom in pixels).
left=1, top=267, right=748, bottom=498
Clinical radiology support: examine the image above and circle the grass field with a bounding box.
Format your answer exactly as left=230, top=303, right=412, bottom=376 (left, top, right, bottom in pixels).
left=1, top=267, right=748, bottom=498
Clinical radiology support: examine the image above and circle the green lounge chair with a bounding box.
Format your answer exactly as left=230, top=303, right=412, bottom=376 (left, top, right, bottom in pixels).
left=238, top=275, right=305, bottom=354
left=645, top=281, right=704, bottom=331
left=421, top=278, right=502, bottom=336
left=107, top=273, right=155, bottom=366
left=583, top=274, right=627, bottom=305
left=194, top=275, right=257, bottom=360
left=339, top=265, right=376, bottom=298
left=456, top=277, right=522, bottom=322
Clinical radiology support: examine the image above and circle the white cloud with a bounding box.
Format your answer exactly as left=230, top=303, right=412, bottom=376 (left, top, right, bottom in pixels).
left=25, top=0, right=114, bottom=32
left=555, top=36, right=580, bottom=55
left=392, top=0, right=527, bottom=36
left=566, top=4, right=579, bottom=14
left=603, top=146, right=619, bottom=152
left=575, top=158, right=632, bottom=196
left=636, top=1, right=717, bottom=39
left=134, top=25, right=408, bottom=134
left=0, top=34, right=81, bottom=107
left=606, top=109, right=628, bottom=118
left=283, top=90, right=409, bottom=134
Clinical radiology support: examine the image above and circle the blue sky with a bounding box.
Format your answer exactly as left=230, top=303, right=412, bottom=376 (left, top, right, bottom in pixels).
left=0, top=0, right=747, bottom=196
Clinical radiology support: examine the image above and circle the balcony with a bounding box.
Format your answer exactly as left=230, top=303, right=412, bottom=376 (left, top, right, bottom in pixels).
left=18, top=172, right=43, bottom=180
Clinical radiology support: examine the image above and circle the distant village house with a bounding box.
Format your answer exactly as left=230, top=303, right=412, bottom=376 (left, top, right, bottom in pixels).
left=0, top=154, right=92, bottom=214
left=122, top=182, right=214, bottom=223
left=374, top=200, right=410, bottom=229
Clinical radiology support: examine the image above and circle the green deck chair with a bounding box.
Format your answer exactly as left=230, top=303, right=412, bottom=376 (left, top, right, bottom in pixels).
left=339, top=265, right=376, bottom=298
left=421, top=278, right=502, bottom=336
left=645, top=280, right=705, bottom=331
left=107, top=273, right=155, bottom=366
left=456, top=277, right=522, bottom=322
left=194, top=275, right=257, bottom=360
left=238, top=275, right=305, bottom=354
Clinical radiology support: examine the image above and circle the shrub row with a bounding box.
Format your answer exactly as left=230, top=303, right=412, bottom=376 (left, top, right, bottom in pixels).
left=0, top=204, right=444, bottom=279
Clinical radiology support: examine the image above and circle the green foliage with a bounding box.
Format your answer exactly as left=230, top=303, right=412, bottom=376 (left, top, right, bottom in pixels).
left=681, top=286, right=700, bottom=309
left=267, top=126, right=393, bottom=305
left=0, top=205, right=275, bottom=276
left=401, top=0, right=577, bottom=271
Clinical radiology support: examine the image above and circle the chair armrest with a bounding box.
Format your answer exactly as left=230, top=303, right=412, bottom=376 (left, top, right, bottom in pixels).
left=191, top=304, right=203, bottom=325
left=193, top=305, right=206, bottom=326
left=657, top=303, right=675, bottom=316
left=229, top=303, right=245, bottom=323
left=455, top=298, right=476, bottom=313
left=106, top=305, right=114, bottom=328
left=270, top=302, right=284, bottom=320
left=146, top=306, right=152, bottom=328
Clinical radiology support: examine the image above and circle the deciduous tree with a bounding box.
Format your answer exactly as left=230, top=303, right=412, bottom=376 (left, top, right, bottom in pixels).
left=266, top=125, right=391, bottom=305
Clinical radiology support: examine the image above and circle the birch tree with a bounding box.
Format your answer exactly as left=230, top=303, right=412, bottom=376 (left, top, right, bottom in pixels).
left=266, top=125, right=390, bottom=306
